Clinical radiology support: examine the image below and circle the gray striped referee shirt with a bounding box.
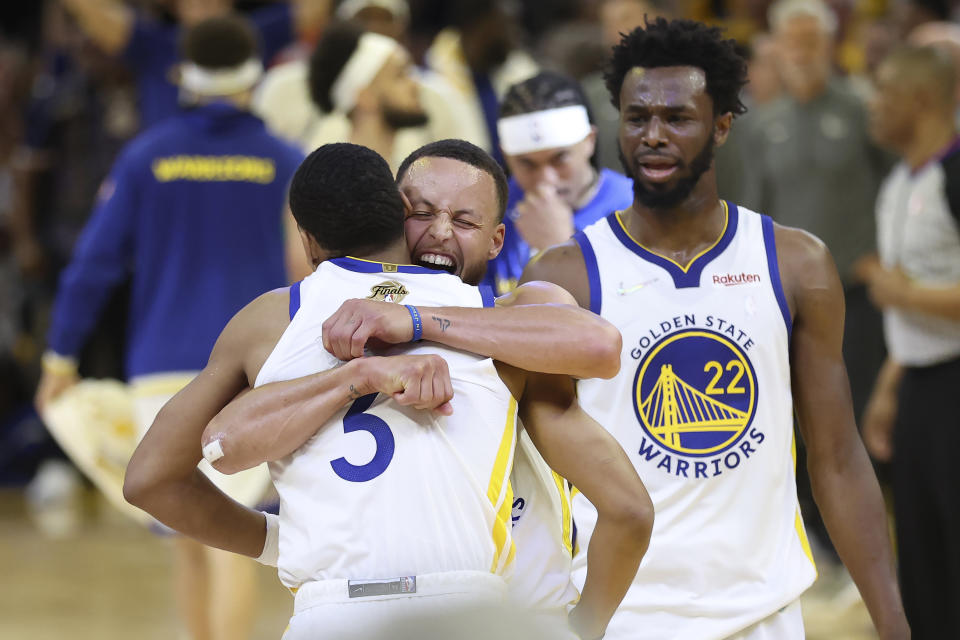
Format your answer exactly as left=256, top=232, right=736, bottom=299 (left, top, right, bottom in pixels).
left=876, top=138, right=960, bottom=366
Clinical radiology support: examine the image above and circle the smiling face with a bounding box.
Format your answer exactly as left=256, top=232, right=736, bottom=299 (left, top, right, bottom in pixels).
left=618, top=65, right=729, bottom=209
left=399, top=157, right=505, bottom=285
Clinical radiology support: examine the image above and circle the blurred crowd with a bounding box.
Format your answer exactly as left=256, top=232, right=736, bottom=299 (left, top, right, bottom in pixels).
left=1, top=0, right=959, bottom=541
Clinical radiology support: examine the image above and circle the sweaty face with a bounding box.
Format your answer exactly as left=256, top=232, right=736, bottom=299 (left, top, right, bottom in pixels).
left=618, top=66, right=722, bottom=209
left=868, top=60, right=917, bottom=150
left=503, top=133, right=596, bottom=208
left=377, top=52, right=429, bottom=129
left=400, top=157, right=505, bottom=286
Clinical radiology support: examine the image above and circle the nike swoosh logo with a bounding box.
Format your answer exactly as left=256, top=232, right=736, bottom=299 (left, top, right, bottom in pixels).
left=617, top=279, right=658, bottom=295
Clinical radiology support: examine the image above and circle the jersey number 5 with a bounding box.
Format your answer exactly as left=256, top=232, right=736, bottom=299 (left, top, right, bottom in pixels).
left=330, top=393, right=395, bottom=482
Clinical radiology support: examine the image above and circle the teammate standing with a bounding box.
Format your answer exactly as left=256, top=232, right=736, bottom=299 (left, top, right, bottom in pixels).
left=521, top=18, right=909, bottom=639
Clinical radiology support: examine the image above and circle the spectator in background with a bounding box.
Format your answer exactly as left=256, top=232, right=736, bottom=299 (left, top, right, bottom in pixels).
left=58, top=0, right=330, bottom=128
left=255, top=18, right=469, bottom=173
left=715, top=32, right=782, bottom=203
left=908, top=20, right=960, bottom=123
left=582, top=0, right=671, bottom=173
left=254, top=0, right=413, bottom=144
left=740, top=0, right=888, bottom=419
left=33, top=16, right=304, bottom=640
left=303, top=21, right=430, bottom=167
left=744, top=33, right=783, bottom=107
left=425, top=0, right=538, bottom=164
left=862, top=45, right=960, bottom=639
left=485, top=71, right=633, bottom=294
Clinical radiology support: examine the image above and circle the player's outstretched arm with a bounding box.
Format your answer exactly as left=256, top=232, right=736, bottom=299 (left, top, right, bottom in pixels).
left=512, top=367, right=653, bottom=640
left=123, top=290, right=288, bottom=559
left=778, top=225, right=909, bottom=640
left=322, top=280, right=621, bottom=379
left=203, top=353, right=455, bottom=474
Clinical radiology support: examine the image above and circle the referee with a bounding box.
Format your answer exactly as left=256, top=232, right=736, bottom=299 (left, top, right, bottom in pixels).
left=863, top=44, right=960, bottom=638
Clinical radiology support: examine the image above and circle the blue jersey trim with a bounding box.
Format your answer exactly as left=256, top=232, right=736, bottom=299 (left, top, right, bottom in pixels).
left=572, top=231, right=602, bottom=315
left=289, top=281, right=301, bottom=320
left=479, top=285, right=496, bottom=308
left=606, top=202, right=739, bottom=289
left=761, top=215, right=793, bottom=337
left=329, top=256, right=445, bottom=275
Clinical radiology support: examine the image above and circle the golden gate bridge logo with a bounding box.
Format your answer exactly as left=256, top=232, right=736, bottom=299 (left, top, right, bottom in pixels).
left=633, top=330, right=758, bottom=456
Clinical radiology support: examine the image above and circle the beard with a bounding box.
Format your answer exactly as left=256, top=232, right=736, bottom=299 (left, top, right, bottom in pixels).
left=622, top=135, right=715, bottom=210
left=383, top=104, right=430, bottom=130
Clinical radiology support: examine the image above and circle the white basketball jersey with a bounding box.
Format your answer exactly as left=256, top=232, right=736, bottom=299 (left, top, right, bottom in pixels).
left=256, top=257, right=517, bottom=590
left=571, top=204, right=817, bottom=639
left=508, top=428, right=579, bottom=611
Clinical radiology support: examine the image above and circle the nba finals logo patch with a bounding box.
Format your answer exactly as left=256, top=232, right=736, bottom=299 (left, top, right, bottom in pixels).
left=633, top=326, right=763, bottom=479
left=367, top=281, right=409, bottom=303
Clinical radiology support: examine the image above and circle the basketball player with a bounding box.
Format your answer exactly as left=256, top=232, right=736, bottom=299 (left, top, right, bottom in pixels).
left=125, top=143, right=652, bottom=640
left=202, top=139, right=643, bottom=635
left=516, top=18, right=909, bottom=640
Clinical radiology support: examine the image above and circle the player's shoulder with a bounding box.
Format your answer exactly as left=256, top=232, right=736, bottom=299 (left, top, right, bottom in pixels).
left=520, top=240, right=591, bottom=310
left=221, top=287, right=292, bottom=347
left=770, top=222, right=840, bottom=301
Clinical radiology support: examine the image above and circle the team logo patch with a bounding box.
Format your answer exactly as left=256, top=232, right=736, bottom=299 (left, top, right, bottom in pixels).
left=634, top=329, right=758, bottom=457
left=367, top=280, right=409, bottom=303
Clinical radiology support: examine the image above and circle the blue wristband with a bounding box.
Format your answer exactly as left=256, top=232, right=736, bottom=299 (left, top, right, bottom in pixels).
left=405, top=305, right=423, bottom=341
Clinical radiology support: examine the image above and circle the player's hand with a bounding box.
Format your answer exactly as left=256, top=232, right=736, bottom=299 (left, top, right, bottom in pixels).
left=513, top=183, right=575, bottom=252
left=35, top=369, right=79, bottom=414
left=862, top=387, right=897, bottom=462
left=362, top=355, right=453, bottom=415
left=322, top=299, right=415, bottom=360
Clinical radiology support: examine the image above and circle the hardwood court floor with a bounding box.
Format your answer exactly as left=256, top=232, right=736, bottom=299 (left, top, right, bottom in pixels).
left=0, top=488, right=878, bottom=639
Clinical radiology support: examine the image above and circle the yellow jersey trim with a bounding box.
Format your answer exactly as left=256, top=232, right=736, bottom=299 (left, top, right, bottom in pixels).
left=552, top=471, right=574, bottom=557
left=344, top=255, right=423, bottom=268
left=614, top=200, right=729, bottom=273
left=791, top=432, right=818, bottom=574
left=487, top=397, right=518, bottom=573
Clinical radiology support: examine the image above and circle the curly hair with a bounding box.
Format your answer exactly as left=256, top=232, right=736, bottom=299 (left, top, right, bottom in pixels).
left=605, top=17, right=748, bottom=117
left=289, top=143, right=405, bottom=255
left=396, top=139, right=509, bottom=222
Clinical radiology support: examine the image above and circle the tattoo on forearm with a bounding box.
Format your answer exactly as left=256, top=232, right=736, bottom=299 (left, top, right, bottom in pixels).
left=432, top=316, right=451, bottom=332
left=348, top=384, right=362, bottom=399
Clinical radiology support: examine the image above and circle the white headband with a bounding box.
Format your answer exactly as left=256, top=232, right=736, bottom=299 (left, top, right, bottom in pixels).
left=179, top=58, right=263, bottom=96
left=331, top=32, right=403, bottom=114
left=498, top=105, right=592, bottom=155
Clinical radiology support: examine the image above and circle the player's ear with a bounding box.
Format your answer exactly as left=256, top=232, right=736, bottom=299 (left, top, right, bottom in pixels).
left=299, top=228, right=324, bottom=268
left=399, top=190, right=413, bottom=217
left=714, top=112, right=733, bottom=147
left=488, top=221, right=505, bottom=260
